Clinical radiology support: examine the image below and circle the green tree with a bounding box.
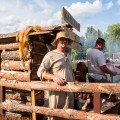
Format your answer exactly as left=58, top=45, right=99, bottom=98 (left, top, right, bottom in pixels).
left=76, top=36, right=85, bottom=59
left=103, top=32, right=113, bottom=57
left=83, top=26, right=102, bottom=58
left=107, top=24, right=120, bottom=52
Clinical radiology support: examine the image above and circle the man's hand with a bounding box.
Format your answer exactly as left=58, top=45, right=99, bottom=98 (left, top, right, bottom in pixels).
left=52, top=75, right=66, bottom=86
left=111, top=71, right=118, bottom=76
left=100, top=65, right=118, bottom=76
left=43, top=72, right=66, bottom=86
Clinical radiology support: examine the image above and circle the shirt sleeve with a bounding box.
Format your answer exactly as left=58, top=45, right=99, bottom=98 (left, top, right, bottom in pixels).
left=37, top=53, right=51, bottom=80
left=97, top=52, right=106, bottom=67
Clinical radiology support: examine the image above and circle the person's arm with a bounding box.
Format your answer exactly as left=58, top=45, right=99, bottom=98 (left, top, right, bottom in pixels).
left=100, top=65, right=117, bottom=76
left=37, top=53, right=65, bottom=86
left=43, top=72, right=66, bottom=86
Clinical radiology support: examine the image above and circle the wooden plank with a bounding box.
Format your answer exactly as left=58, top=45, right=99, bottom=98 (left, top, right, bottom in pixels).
left=69, top=41, right=81, bottom=51
left=0, top=31, right=51, bottom=39
left=1, top=60, right=30, bottom=71
left=5, top=91, right=31, bottom=101
left=0, top=50, right=5, bottom=115
left=63, top=27, right=81, bottom=51
left=1, top=81, right=120, bottom=94
left=0, top=23, right=70, bottom=39
left=1, top=50, right=22, bottom=61
left=63, top=27, right=80, bottom=43
left=93, top=93, right=101, bottom=113
left=1, top=100, right=120, bottom=120
left=0, top=70, right=30, bottom=82
left=31, top=90, right=36, bottom=120
left=0, top=87, right=5, bottom=115
left=62, top=7, right=80, bottom=31
left=0, top=43, right=19, bottom=50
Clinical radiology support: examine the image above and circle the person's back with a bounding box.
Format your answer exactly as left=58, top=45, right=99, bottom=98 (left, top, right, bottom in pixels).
left=87, top=37, right=118, bottom=104
left=87, top=48, right=106, bottom=81
left=87, top=38, right=117, bottom=83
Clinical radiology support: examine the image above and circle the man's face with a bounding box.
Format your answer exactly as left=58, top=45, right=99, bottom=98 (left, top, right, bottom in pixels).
left=56, top=38, right=69, bottom=52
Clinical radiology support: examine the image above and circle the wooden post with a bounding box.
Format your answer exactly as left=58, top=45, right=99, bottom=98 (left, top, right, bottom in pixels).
left=31, top=89, right=36, bottom=120
left=93, top=93, right=101, bottom=113
left=0, top=50, right=5, bottom=115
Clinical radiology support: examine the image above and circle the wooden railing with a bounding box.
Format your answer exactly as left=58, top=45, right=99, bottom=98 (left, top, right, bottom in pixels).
left=0, top=80, right=120, bottom=120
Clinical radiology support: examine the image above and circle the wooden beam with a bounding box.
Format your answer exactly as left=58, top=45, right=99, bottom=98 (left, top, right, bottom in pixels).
left=1, top=60, right=30, bottom=71
left=94, top=93, right=101, bottom=113
left=0, top=50, right=5, bottom=115
left=31, top=90, right=36, bottom=120
left=62, top=7, right=80, bottom=31
left=1, top=50, right=20, bottom=61
left=0, top=71, right=30, bottom=82
left=0, top=87, right=5, bottom=115
left=0, top=23, right=70, bottom=39
left=0, top=43, right=19, bottom=50
left=0, top=31, right=51, bottom=39
left=5, top=92, right=31, bottom=101
left=62, top=27, right=81, bottom=51
left=0, top=81, right=120, bottom=94
left=1, top=100, right=120, bottom=120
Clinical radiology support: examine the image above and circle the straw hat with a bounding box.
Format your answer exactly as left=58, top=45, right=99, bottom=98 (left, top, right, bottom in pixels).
left=51, top=31, right=73, bottom=46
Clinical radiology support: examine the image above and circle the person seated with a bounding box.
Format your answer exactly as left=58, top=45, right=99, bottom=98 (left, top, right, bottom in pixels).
left=74, top=62, right=93, bottom=111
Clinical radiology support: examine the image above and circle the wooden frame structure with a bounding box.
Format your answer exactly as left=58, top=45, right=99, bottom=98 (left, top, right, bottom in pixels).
left=0, top=7, right=119, bottom=120
left=0, top=81, right=120, bottom=119
left=0, top=23, right=81, bottom=120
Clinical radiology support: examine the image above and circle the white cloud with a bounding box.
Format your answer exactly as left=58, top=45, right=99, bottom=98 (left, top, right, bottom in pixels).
left=117, top=0, right=120, bottom=5
left=0, top=0, right=54, bottom=33
left=105, top=1, right=113, bottom=9
left=0, top=7, right=7, bottom=13
left=66, top=0, right=103, bottom=17
left=0, top=0, right=115, bottom=36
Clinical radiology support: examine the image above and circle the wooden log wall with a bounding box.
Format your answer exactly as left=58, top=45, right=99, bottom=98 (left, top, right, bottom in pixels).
left=0, top=24, right=71, bottom=119
left=0, top=32, right=54, bottom=118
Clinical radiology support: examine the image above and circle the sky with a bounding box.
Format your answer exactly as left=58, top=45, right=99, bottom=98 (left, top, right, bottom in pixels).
left=0, top=0, right=120, bottom=37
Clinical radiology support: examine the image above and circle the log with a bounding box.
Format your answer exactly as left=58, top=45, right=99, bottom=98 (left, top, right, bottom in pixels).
left=29, top=81, right=120, bottom=94
left=1, top=50, right=31, bottom=60
left=5, top=92, right=31, bottom=101
left=0, top=113, right=31, bottom=120
left=0, top=80, right=120, bottom=94
left=0, top=37, right=16, bottom=44
left=0, top=71, right=30, bottom=82
left=0, top=80, right=30, bottom=91
left=0, top=23, right=69, bottom=39
left=1, top=60, right=30, bottom=71
left=0, top=43, right=19, bottom=50
left=0, top=31, right=51, bottom=39
left=1, top=49, right=45, bottom=62
left=5, top=92, right=43, bottom=102
left=1, top=100, right=120, bottom=120
left=0, top=50, right=5, bottom=115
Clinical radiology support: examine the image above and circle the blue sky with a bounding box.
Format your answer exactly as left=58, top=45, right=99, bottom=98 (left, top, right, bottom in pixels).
left=0, top=0, right=120, bottom=36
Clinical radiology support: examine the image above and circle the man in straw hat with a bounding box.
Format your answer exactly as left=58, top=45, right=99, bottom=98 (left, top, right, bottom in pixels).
left=37, top=30, right=75, bottom=120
